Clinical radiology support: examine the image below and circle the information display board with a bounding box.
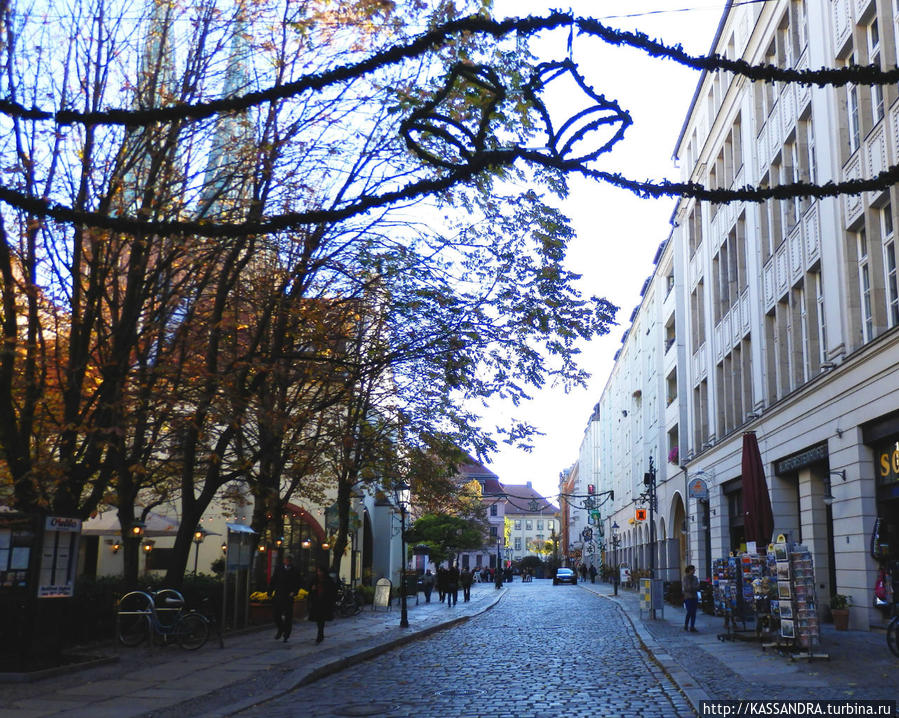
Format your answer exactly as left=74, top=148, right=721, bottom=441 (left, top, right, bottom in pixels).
left=37, top=516, right=81, bottom=598
left=374, top=578, right=392, bottom=610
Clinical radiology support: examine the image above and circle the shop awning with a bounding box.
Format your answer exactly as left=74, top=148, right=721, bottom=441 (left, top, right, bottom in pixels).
left=82, top=508, right=179, bottom=537
left=226, top=522, right=257, bottom=534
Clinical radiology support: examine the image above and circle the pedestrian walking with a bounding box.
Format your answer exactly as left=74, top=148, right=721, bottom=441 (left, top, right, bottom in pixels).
left=268, top=554, right=302, bottom=642
left=589, top=564, right=597, bottom=584
left=308, top=564, right=337, bottom=644
left=445, top=563, right=460, bottom=607
left=682, top=564, right=700, bottom=632
left=460, top=567, right=473, bottom=602
left=579, top=564, right=588, bottom=581
left=437, top=566, right=448, bottom=603
left=422, top=569, right=435, bottom=603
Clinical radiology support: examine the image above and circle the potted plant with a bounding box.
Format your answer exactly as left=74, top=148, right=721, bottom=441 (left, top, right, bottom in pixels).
left=293, top=588, right=309, bottom=619
left=830, top=593, right=851, bottom=630
left=248, top=591, right=272, bottom=624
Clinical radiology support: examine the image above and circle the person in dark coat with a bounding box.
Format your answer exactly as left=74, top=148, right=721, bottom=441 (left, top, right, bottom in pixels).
left=682, top=564, right=700, bottom=632
left=589, top=564, right=597, bottom=583
left=445, top=563, right=460, bottom=607
left=308, top=565, right=337, bottom=643
left=460, top=567, right=473, bottom=602
left=437, top=566, right=448, bottom=603
left=422, top=570, right=435, bottom=603
left=268, top=555, right=302, bottom=642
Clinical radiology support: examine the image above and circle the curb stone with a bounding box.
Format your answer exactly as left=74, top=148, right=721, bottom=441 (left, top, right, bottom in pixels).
left=586, top=586, right=711, bottom=715
left=189, top=589, right=507, bottom=718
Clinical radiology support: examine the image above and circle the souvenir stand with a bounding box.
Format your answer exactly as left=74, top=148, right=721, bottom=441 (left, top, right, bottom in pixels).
left=712, top=556, right=757, bottom=641
left=764, top=541, right=829, bottom=661
left=712, top=547, right=783, bottom=642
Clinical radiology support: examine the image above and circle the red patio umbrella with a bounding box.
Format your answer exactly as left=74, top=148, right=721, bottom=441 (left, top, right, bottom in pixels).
left=742, top=431, right=774, bottom=550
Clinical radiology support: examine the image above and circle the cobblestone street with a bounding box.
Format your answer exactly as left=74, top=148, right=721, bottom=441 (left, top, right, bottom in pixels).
left=234, top=582, right=692, bottom=718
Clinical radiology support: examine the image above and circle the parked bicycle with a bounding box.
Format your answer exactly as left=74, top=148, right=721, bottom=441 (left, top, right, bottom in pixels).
left=887, top=608, right=899, bottom=658
left=116, top=588, right=210, bottom=650
left=335, top=581, right=363, bottom=617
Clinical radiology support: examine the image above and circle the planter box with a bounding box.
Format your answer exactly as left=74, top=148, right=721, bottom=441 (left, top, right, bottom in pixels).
left=248, top=599, right=307, bottom=625
left=248, top=602, right=272, bottom=625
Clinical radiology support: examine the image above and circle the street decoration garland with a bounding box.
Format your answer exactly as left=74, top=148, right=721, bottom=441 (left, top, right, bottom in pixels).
left=2, top=10, right=898, bottom=237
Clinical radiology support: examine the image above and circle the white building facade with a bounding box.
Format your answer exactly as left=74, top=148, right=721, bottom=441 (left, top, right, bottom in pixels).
left=595, top=0, right=899, bottom=631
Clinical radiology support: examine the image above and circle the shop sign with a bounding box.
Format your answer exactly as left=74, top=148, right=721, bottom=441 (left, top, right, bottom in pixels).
left=688, top=477, right=709, bottom=500
left=774, top=443, right=828, bottom=474
left=634, top=508, right=647, bottom=521
left=877, top=440, right=899, bottom=485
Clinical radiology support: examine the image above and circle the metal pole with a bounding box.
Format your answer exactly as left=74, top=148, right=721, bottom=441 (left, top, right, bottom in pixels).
left=400, top=506, right=409, bottom=628
left=681, top=463, right=690, bottom=567
left=646, top=456, right=657, bottom=579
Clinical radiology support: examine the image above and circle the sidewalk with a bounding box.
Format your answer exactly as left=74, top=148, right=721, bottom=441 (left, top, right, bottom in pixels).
left=579, top=581, right=899, bottom=713
left=0, top=584, right=505, bottom=718
left=3, top=581, right=897, bottom=718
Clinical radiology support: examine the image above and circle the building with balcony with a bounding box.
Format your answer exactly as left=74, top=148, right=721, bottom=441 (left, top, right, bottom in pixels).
left=592, top=0, right=899, bottom=631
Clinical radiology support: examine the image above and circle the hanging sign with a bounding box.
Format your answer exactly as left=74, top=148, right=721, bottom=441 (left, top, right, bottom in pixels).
left=688, top=477, right=709, bottom=500
left=635, top=508, right=647, bottom=521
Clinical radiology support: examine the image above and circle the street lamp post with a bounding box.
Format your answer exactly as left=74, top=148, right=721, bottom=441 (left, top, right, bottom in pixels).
left=611, top=522, right=620, bottom=595
left=393, top=482, right=411, bottom=628
left=643, top=457, right=658, bottom=579
left=192, top=529, right=207, bottom=575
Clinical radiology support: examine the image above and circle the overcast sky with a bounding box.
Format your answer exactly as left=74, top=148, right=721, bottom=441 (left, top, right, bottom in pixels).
left=484, top=1, right=728, bottom=498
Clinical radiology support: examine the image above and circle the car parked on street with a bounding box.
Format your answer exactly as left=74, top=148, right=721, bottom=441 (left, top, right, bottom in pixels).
left=553, top=567, right=577, bottom=585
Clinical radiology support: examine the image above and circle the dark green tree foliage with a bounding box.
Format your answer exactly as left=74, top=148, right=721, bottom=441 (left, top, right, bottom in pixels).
left=405, top=513, right=484, bottom=566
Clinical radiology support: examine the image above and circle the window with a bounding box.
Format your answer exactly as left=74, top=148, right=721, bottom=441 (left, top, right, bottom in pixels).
left=815, top=272, right=827, bottom=364
left=514, top=519, right=521, bottom=530
left=536, top=520, right=543, bottom=531
left=489, top=504, right=497, bottom=516
left=881, top=203, right=894, bottom=239
left=789, top=140, right=801, bottom=225
left=525, top=520, right=532, bottom=531
left=883, top=203, right=899, bottom=327
left=792, top=0, right=807, bottom=52
left=797, top=286, right=809, bottom=384
left=489, top=526, right=498, bottom=539
left=804, top=119, right=816, bottom=185
left=514, top=537, right=521, bottom=551
left=869, top=19, right=884, bottom=123
left=858, top=230, right=874, bottom=341
left=885, top=241, right=899, bottom=326
left=145, top=548, right=174, bottom=571
left=666, top=369, right=678, bottom=405
left=847, top=83, right=860, bottom=153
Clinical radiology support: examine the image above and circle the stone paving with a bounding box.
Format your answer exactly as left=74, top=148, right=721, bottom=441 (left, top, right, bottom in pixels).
left=233, top=582, right=693, bottom=718
left=3, top=580, right=898, bottom=718
left=580, top=581, right=899, bottom=709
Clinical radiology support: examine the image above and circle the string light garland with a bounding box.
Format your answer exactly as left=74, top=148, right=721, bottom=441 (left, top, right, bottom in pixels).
left=1, top=10, right=897, bottom=235
left=3, top=11, right=897, bottom=128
